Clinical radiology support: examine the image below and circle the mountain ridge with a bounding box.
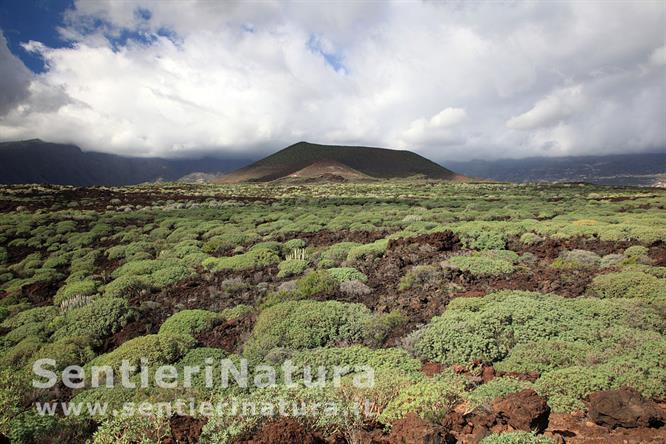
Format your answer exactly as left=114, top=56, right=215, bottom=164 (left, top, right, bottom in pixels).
left=445, top=152, right=666, bottom=186
left=217, top=141, right=461, bottom=183
left=0, top=139, right=251, bottom=186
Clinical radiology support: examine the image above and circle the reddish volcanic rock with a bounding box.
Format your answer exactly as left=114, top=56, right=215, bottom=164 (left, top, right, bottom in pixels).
left=492, top=389, right=550, bottom=432
left=588, top=389, right=665, bottom=429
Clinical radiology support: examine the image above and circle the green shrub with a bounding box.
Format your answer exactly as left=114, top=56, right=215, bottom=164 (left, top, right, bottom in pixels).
left=6, top=410, right=60, bottom=444
left=597, top=337, right=666, bottom=399
left=51, top=297, right=133, bottom=342
left=495, top=340, right=593, bottom=373
left=519, top=233, right=543, bottom=245
left=243, top=300, right=373, bottom=360
left=0, top=336, right=43, bottom=368
left=415, top=291, right=665, bottom=365
left=111, top=259, right=162, bottom=278
left=378, top=370, right=467, bottom=424
left=295, top=270, right=338, bottom=297
left=28, top=336, right=96, bottom=372
left=203, top=248, right=279, bottom=272
left=250, top=241, right=282, bottom=254
left=320, top=242, right=360, bottom=264
left=454, top=224, right=507, bottom=250
left=362, top=310, right=406, bottom=347
left=277, top=259, right=308, bottom=278
left=466, top=378, right=533, bottom=410
left=600, top=253, right=624, bottom=268
left=260, top=290, right=307, bottom=309
left=86, top=334, right=195, bottom=370
left=202, top=231, right=256, bottom=253
left=480, top=432, right=555, bottom=444
left=220, top=304, right=253, bottom=320
left=105, top=245, right=127, bottom=260
left=103, top=275, right=149, bottom=298
left=53, top=279, right=98, bottom=305
left=91, top=414, right=170, bottom=444
left=158, top=310, right=222, bottom=338
left=535, top=366, right=614, bottom=412
left=177, top=347, right=227, bottom=367
left=148, top=264, right=193, bottom=288
left=1, top=306, right=58, bottom=330
left=69, top=250, right=99, bottom=274
left=42, top=253, right=70, bottom=269
left=482, top=250, right=520, bottom=263
left=590, top=271, right=666, bottom=299
left=284, top=238, right=306, bottom=250
left=327, top=267, right=367, bottom=284
left=624, top=245, right=649, bottom=259
left=447, top=255, right=514, bottom=276
left=289, top=346, right=422, bottom=376
left=551, top=249, right=601, bottom=269
left=346, top=239, right=388, bottom=262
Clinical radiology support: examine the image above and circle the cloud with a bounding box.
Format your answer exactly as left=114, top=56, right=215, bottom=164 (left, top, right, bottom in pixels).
left=506, top=85, right=587, bottom=130
left=0, top=32, right=32, bottom=115
left=400, top=108, right=467, bottom=146
left=650, top=44, right=666, bottom=66
left=0, top=1, right=664, bottom=160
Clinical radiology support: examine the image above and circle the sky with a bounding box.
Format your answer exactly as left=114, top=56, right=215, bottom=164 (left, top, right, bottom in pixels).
left=0, top=0, right=665, bottom=161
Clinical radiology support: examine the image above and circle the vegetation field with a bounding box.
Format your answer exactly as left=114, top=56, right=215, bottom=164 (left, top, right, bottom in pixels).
left=0, top=181, right=665, bottom=443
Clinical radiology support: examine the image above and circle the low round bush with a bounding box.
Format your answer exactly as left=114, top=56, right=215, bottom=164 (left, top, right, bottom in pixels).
left=51, top=297, right=133, bottom=342
left=495, top=340, right=593, bottom=374
left=327, top=267, right=367, bottom=284
left=158, top=309, right=223, bottom=338
left=535, top=366, right=614, bottom=412
left=103, top=275, right=149, bottom=299
left=284, top=238, right=306, bottom=250
left=320, top=242, right=360, bottom=264
left=148, top=264, right=193, bottom=288
left=243, top=300, right=373, bottom=360
left=447, top=255, right=515, bottom=276
left=53, top=279, right=98, bottom=305
left=28, top=336, right=96, bottom=372
left=551, top=249, right=601, bottom=269
left=415, top=291, right=665, bottom=366
left=203, top=248, right=280, bottom=272
left=346, top=239, right=388, bottom=262
left=277, top=259, right=308, bottom=279
left=624, top=245, right=649, bottom=259
left=590, top=271, right=666, bottom=299
left=378, top=370, right=468, bottom=424
left=295, top=270, right=337, bottom=297
left=289, top=346, right=422, bottom=376
left=86, top=334, right=195, bottom=370
left=600, top=254, right=624, bottom=268
left=519, top=233, right=543, bottom=245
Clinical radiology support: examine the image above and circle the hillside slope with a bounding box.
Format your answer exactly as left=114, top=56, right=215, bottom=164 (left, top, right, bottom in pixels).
left=218, top=141, right=460, bottom=182
left=0, top=139, right=251, bottom=186
left=446, top=153, right=666, bottom=186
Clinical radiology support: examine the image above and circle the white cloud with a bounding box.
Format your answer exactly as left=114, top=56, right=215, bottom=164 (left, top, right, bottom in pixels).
left=0, top=0, right=664, bottom=160
left=506, top=85, right=587, bottom=130
left=650, top=44, right=666, bottom=66
left=400, top=108, right=467, bottom=146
